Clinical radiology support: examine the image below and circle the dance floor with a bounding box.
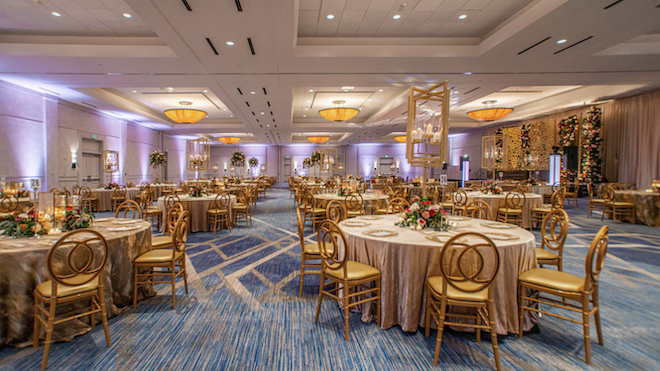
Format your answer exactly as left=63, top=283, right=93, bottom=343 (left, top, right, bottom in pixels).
left=1, top=186, right=659, bottom=370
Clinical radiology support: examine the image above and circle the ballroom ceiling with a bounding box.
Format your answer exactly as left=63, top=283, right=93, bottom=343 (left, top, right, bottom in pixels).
left=1, top=0, right=659, bottom=145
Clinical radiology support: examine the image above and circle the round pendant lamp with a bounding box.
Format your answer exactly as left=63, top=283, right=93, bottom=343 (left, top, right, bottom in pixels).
left=164, top=101, right=207, bottom=124
left=467, top=100, right=513, bottom=122
left=307, top=136, right=330, bottom=144
left=393, top=136, right=407, bottom=143
left=219, top=136, right=242, bottom=144
left=318, top=100, right=360, bottom=122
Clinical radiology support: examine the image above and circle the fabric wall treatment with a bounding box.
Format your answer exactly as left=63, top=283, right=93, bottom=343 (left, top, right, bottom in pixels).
left=602, top=90, right=660, bottom=188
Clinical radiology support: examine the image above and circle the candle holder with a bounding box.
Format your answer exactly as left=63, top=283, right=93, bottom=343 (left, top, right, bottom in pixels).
left=186, top=139, right=211, bottom=171
left=103, top=150, right=119, bottom=173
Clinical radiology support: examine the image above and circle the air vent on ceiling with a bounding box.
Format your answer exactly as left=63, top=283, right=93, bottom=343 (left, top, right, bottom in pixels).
left=205, top=38, right=219, bottom=55
left=603, top=0, right=625, bottom=9
left=401, top=111, right=407, bottom=116
left=272, top=118, right=275, bottom=122
left=235, top=0, right=243, bottom=11
left=518, top=37, right=551, bottom=55
left=267, top=101, right=271, bottom=107
left=251, top=111, right=255, bottom=116
left=270, top=111, right=273, bottom=115
left=245, top=101, right=250, bottom=107
left=554, top=36, right=593, bottom=54
left=256, top=119, right=259, bottom=122
left=181, top=0, right=192, bottom=11
left=81, top=101, right=97, bottom=108
left=237, top=88, right=243, bottom=95
left=263, top=87, right=267, bottom=95
left=464, top=86, right=480, bottom=95
left=247, top=38, right=255, bottom=55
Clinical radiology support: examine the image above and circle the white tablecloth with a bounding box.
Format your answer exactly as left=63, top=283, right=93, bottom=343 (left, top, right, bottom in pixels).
left=338, top=214, right=538, bottom=335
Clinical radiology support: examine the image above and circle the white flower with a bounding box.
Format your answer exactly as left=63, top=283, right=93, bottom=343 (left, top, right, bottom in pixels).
left=409, top=225, right=415, bottom=230
left=416, top=225, right=423, bottom=230
left=409, top=203, right=420, bottom=212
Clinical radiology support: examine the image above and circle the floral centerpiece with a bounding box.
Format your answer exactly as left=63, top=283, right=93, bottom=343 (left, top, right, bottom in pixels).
left=149, top=151, right=166, bottom=168
left=346, top=175, right=362, bottom=181
left=189, top=185, right=203, bottom=197
left=411, top=181, right=421, bottom=187
left=248, top=157, right=259, bottom=167
left=0, top=210, right=47, bottom=237
left=230, top=151, right=245, bottom=167
left=558, top=115, right=579, bottom=151
left=0, top=190, right=30, bottom=198
left=395, top=197, right=449, bottom=231
left=522, top=178, right=542, bottom=186
left=302, top=158, right=312, bottom=169
left=310, top=150, right=324, bottom=166
left=101, top=182, right=121, bottom=190
left=481, top=181, right=503, bottom=195
left=338, top=187, right=356, bottom=197
left=62, top=207, right=95, bottom=231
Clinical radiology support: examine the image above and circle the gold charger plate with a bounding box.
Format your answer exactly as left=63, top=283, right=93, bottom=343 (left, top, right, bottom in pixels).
left=483, top=232, right=520, bottom=241
left=425, top=233, right=468, bottom=244
left=362, top=229, right=399, bottom=237
left=343, top=221, right=371, bottom=227
left=480, top=222, right=516, bottom=229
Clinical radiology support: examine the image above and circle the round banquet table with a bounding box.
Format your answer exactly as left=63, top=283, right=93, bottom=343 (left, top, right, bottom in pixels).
left=92, top=187, right=140, bottom=212
left=338, top=214, right=539, bottom=335
left=462, top=191, right=543, bottom=229
left=614, top=190, right=660, bottom=226
left=313, top=193, right=389, bottom=215
left=157, top=194, right=237, bottom=233
left=0, top=218, right=155, bottom=348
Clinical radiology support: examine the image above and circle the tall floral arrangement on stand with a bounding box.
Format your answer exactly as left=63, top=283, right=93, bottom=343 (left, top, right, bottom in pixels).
left=248, top=157, right=259, bottom=167
left=579, top=107, right=604, bottom=183
left=302, top=158, right=312, bottom=169
left=558, top=115, right=579, bottom=153
left=310, top=150, right=324, bottom=166
left=149, top=151, right=166, bottom=168
left=230, top=151, right=246, bottom=167
left=521, top=124, right=531, bottom=156
left=494, top=128, right=504, bottom=168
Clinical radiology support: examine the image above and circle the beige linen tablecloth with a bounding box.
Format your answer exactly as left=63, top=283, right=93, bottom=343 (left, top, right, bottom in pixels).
left=614, top=190, right=660, bottom=226
left=0, top=219, right=154, bottom=347
left=157, top=194, right=237, bottom=233
left=92, top=187, right=140, bottom=212
left=463, top=191, right=543, bottom=229
left=313, top=193, right=389, bottom=215
left=338, top=215, right=538, bottom=335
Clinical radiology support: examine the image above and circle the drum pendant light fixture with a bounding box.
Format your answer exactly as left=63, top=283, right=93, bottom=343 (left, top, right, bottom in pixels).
left=393, top=136, right=407, bottom=143
left=165, top=101, right=207, bottom=124
left=307, top=136, right=330, bottom=144
left=218, top=136, right=242, bottom=144
left=318, top=100, right=359, bottom=122
left=467, top=100, right=513, bottom=122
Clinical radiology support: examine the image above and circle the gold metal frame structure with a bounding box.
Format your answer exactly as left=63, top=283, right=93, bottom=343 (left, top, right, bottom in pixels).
left=321, top=148, right=337, bottom=171
left=481, top=135, right=507, bottom=180
left=102, top=150, right=119, bottom=173
left=186, top=139, right=211, bottom=171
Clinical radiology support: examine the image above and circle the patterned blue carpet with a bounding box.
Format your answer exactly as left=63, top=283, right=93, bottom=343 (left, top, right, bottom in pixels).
left=1, top=186, right=659, bottom=370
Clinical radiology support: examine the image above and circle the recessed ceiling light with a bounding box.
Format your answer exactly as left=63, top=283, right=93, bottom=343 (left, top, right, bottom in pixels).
left=203, top=89, right=208, bottom=93
left=132, top=90, right=137, bottom=93
left=260, top=112, right=265, bottom=115
left=122, top=13, right=132, bottom=18
left=464, top=72, right=472, bottom=75
left=223, top=108, right=227, bottom=111
left=341, top=86, right=355, bottom=90
left=250, top=91, right=255, bottom=94
left=368, top=99, right=372, bottom=102
left=304, top=108, right=308, bottom=110
left=379, top=89, right=383, bottom=92
left=393, top=14, right=401, bottom=20
left=309, top=89, right=314, bottom=92
left=226, top=41, right=234, bottom=46
left=267, top=125, right=270, bottom=127
left=327, top=14, right=334, bottom=19
left=557, top=39, right=567, bottom=44
left=303, top=115, right=306, bottom=117
left=458, top=14, right=467, bottom=19
left=307, top=100, right=310, bottom=103
left=230, top=115, right=234, bottom=117
left=51, top=11, right=62, bottom=17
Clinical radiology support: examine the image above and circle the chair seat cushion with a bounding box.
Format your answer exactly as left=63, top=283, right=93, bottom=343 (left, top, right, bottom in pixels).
left=536, top=248, right=559, bottom=261
left=135, top=249, right=183, bottom=264
left=531, top=207, right=552, bottom=213
left=590, top=198, right=605, bottom=203
left=347, top=210, right=362, bottom=215
left=207, top=208, right=228, bottom=214
left=427, top=276, right=488, bottom=302
left=375, top=208, right=387, bottom=214
left=498, top=208, right=523, bottom=213
left=152, top=235, right=173, bottom=248
left=611, top=202, right=635, bottom=206
left=518, top=268, right=584, bottom=293
left=311, top=208, right=326, bottom=214
left=325, top=261, right=380, bottom=281
left=111, top=196, right=125, bottom=200
left=303, top=242, right=335, bottom=255
left=36, top=274, right=99, bottom=298
left=233, top=205, right=248, bottom=210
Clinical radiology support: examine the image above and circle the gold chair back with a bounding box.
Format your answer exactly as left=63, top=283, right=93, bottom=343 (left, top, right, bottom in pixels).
left=515, top=184, right=531, bottom=193
left=344, top=193, right=364, bottom=212
left=382, top=185, right=393, bottom=197
left=541, top=209, right=569, bottom=255
left=115, top=200, right=141, bottom=219
left=165, top=203, right=184, bottom=236
left=585, top=226, right=609, bottom=292
left=49, top=188, right=62, bottom=193
left=113, top=187, right=127, bottom=198
left=47, top=229, right=108, bottom=288
left=602, top=185, right=615, bottom=202
left=317, top=220, right=348, bottom=272
left=439, top=232, right=500, bottom=293
left=504, top=192, right=526, bottom=209
left=609, top=183, right=622, bottom=191
left=0, top=195, right=19, bottom=213
left=452, top=189, right=468, bottom=207
left=466, top=200, right=492, bottom=220
left=80, top=186, right=92, bottom=200
left=550, top=187, right=565, bottom=209
left=71, top=185, right=81, bottom=195
left=296, top=208, right=308, bottom=250
left=587, top=183, right=596, bottom=200
left=326, top=200, right=347, bottom=223
left=386, top=197, right=410, bottom=214
left=171, top=211, right=190, bottom=258
left=164, top=194, right=181, bottom=211
left=468, top=183, right=481, bottom=191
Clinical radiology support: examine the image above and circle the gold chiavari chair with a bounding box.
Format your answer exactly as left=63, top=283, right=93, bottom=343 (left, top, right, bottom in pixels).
left=425, top=185, right=437, bottom=202
left=466, top=200, right=492, bottom=220
left=133, top=211, right=189, bottom=309
left=111, top=187, right=126, bottom=212
left=435, top=187, right=454, bottom=214
left=536, top=208, right=569, bottom=270
left=564, top=179, right=580, bottom=207
left=345, top=192, right=364, bottom=218
left=207, top=193, right=232, bottom=234
left=468, top=183, right=482, bottom=191
left=497, top=192, right=526, bottom=227
left=71, top=185, right=80, bottom=195
left=425, top=232, right=502, bottom=370
left=531, top=187, right=565, bottom=228
left=115, top=200, right=141, bottom=219
left=303, top=192, right=326, bottom=232
left=33, top=230, right=111, bottom=370
left=451, top=189, right=470, bottom=216
left=297, top=208, right=334, bottom=297
left=126, top=181, right=136, bottom=188
left=314, top=220, right=381, bottom=341
left=326, top=200, right=347, bottom=223
left=601, top=185, right=635, bottom=224
left=153, top=203, right=183, bottom=249
left=232, top=190, right=252, bottom=227
left=78, top=186, right=96, bottom=212
left=49, top=188, right=61, bottom=193
left=0, top=194, right=19, bottom=219
left=384, top=197, right=410, bottom=214
left=140, top=191, right=163, bottom=229
left=587, top=183, right=606, bottom=218
left=257, top=180, right=267, bottom=199
left=249, top=185, right=258, bottom=210
left=518, top=226, right=609, bottom=364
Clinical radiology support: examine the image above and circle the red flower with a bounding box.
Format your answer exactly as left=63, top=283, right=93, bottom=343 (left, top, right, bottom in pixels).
left=441, top=209, right=447, bottom=215
left=429, top=209, right=436, bottom=217
left=404, top=208, right=409, bottom=213
left=66, top=206, right=73, bottom=211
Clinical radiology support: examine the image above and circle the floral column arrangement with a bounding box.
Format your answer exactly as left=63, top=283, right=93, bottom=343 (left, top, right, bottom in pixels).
left=231, top=151, right=246, bottom=177
left=310, top=150, right=324, bottom=178
left=579, top=107, right=604, bottom=183
left=248, top=157, right=259, bottom=178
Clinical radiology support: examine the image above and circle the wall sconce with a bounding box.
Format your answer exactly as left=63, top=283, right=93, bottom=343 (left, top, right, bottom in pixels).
left=374, top=161, right=378, bottom=171
left=224, top=163, right=227, bottom=172
left=260, top=164, right=266, bottom=172
left=396, top=161, right=400, bottom=171
left=71, top=151, right=78, bottom=169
